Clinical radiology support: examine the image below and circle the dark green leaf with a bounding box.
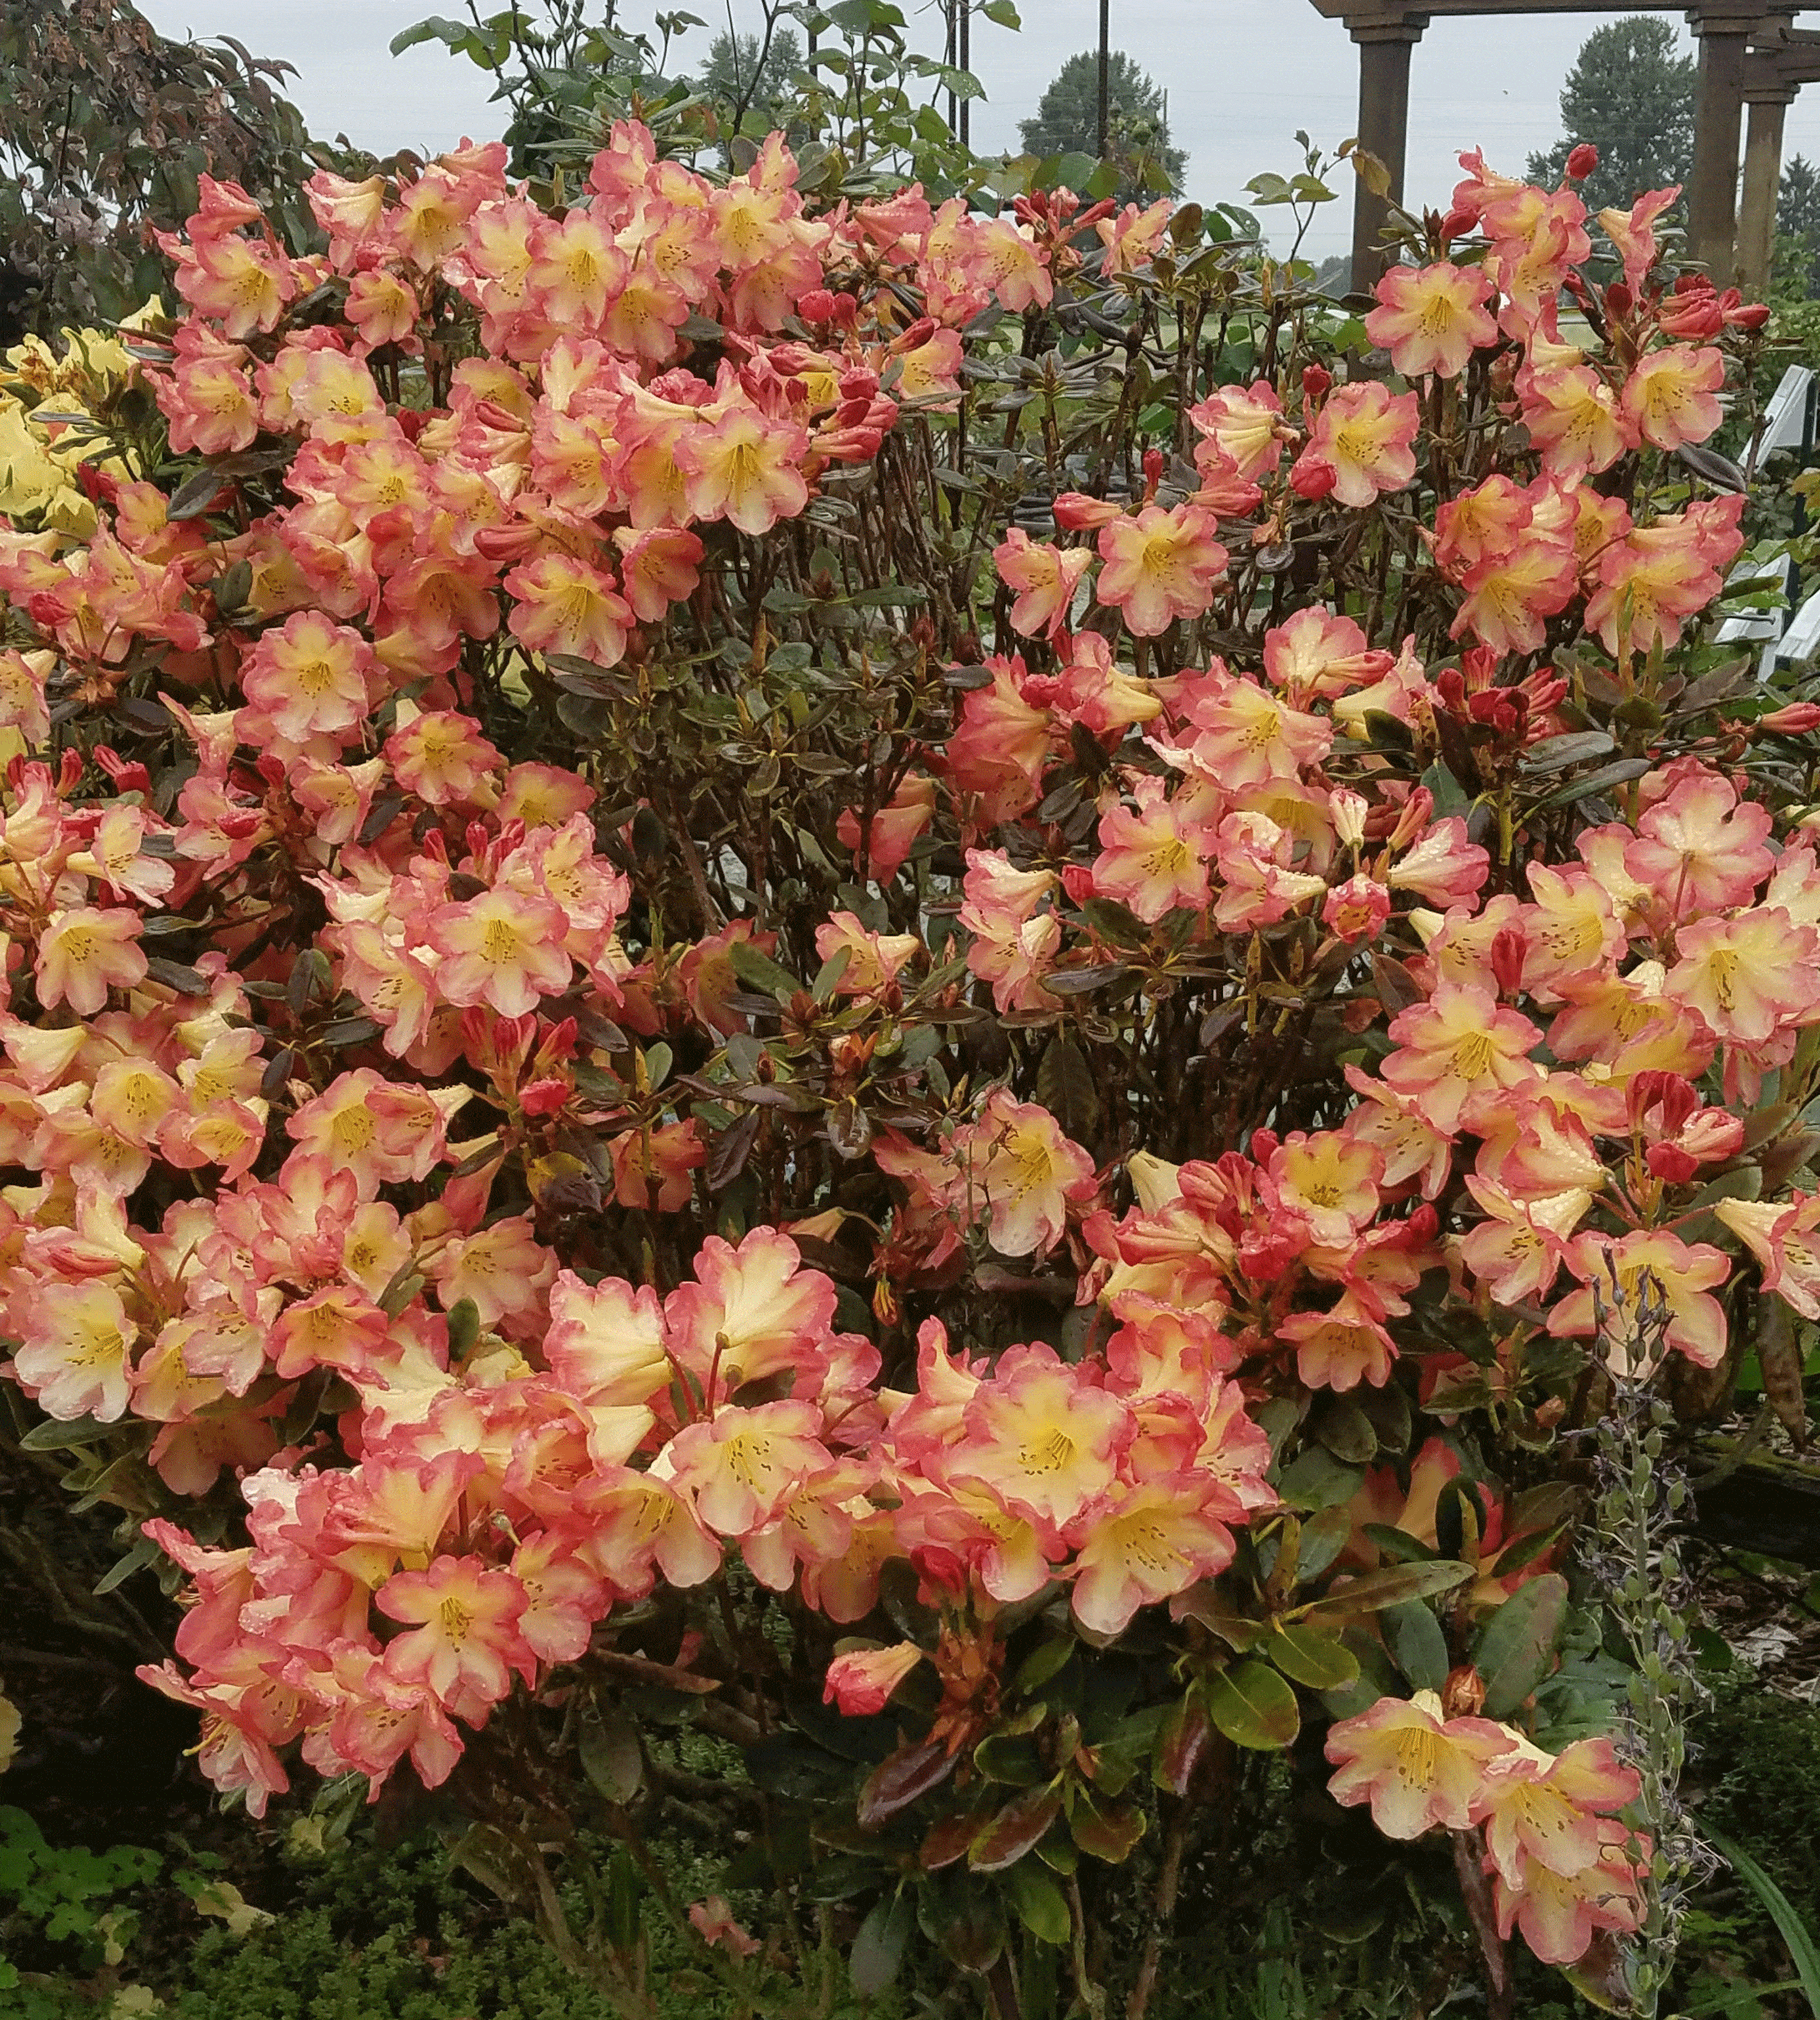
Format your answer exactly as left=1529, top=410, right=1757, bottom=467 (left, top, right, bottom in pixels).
left=19, top=1413, right=124, bottom=1451
left=728, top=940, right=801, bottom=1002
left=973, top=1733, right=1045, bottom=1786
left=1472, top=1573, right=1568, bottom=1719
left=1297, top=1561, right=1473, bottom=1618
left=1275, top=1446, right=1364, bottom=1510
left=579, top=1713, right=643, bottom=1804
left=1382, top=1599, right=1449, bottom=1693
left=1075, top=897, right=1149, bottom=949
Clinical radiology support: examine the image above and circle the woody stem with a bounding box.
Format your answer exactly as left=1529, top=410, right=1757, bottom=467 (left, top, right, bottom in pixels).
left=1449, top=1825, right=1514, bottom=2020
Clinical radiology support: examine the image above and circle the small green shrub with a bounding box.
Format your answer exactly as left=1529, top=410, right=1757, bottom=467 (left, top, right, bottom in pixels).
left=0, top=1802, right=161, bottom=2017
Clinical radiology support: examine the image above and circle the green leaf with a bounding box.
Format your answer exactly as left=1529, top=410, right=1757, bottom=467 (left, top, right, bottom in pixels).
left=1296, top=1503, right=1356, bottom=1584
left=606, top=1847, right=644, bottom=1956
left=1265, top=1625, right=1359, bottom=1692
left=94, top=1535, right=162, bottom=1596
left=1382, top=1599, right=1449, bottom=1693
left=973, top=1733, right=1045, bottom=1786
left=1296, top=1560, right=1474, bottom=1618
left=1005, top=1863, right=1069, bottom=1945
left=1704, top=1827, right=1820, bottom=2018
left=980, top=0, right=1020, bottom=23
left=578, top=1712, right=643, bottom=1804
left=1015, top=1637, right=1075, bottom=1696
left=18, top=1413, right=124, bottom=1452
left=851, top=1890, right=915, bottom=1995
left=445, top=1297, right=481, bottom=1356
left=728, top=939, right=801, bottom=1002
left=1420, top=758, right=1471, bottom=817
left=1310, top=1397, right=1377, bottom=1465
left=1275, top=1445, right=1365, bottom=1510
left=389, top=14, right=477, bottom=55
left=1525, top=757, right=1651, bottom=813
left=811, top=945, right=851, bottom=1003
left=1203, top=1660, right=1300, bottom=1750
left=1472, top=1574, right=1569, bottom=1720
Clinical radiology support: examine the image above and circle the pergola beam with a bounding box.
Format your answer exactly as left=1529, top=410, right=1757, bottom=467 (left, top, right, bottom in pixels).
left=1313, top=2, right=1810, bottom=291
left=1739, top=36, right=1820, bottom=288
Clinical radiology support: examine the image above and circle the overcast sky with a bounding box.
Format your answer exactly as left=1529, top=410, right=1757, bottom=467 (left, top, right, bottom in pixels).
left=134, top=1, right=1820, bottom=262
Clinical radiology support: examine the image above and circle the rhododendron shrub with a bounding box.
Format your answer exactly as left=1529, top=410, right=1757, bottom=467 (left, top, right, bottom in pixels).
left=0, top=119, right=1807, bottom=2018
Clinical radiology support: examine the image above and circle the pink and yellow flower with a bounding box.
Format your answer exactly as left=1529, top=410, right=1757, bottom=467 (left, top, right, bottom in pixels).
left=1365, top=261, right=1497, bottom=380
left=1325, top=1689, right=1516, bottom=1838
left=1095, top=504, right=1229, bottom=637
left=1291, top=381, right=1420, bottom=509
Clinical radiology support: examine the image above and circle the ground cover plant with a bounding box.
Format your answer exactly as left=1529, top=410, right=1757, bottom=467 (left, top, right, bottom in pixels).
left=3, top=25, right=1820, bottom=2014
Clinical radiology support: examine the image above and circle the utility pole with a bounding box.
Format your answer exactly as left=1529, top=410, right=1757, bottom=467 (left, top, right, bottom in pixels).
left=961, top=0, right=971, bottom=147
left=1097, top=0, right=1111, bottom=160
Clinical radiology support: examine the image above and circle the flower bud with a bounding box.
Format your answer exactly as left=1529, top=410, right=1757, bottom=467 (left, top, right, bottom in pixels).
left=1053, top=490, right=1124, bottom=530
left=1565, top=143, right=1600, bottom=182
left=1441, top=1664, right=1487, bottom=1717
left=823, top=1641, right=924, bottom=1716
left=1760, top=701, right=1820, bottom=734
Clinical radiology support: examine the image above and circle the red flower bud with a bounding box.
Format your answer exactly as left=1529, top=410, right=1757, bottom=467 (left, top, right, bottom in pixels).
left=1059, top=862, right=1098, bottom=904
left=92, top=746, right=152, bottom=795
left=1565, top=143, right=1600, bottom=182
left=1758, top=701, right=1820, bottom=734
left=518, top=1076, right=571, bottom=1116
left=1301, top=364, right=1333, bottom=404
left=1053, top=491, right=1125, bottom=530
left=1645, top=1142, right=1700, bottom=1185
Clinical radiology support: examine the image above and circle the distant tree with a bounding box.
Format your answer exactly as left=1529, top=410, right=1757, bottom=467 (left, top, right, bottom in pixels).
left=1778, top=152, right=1820, bottom=298
left=1526, top=16, right=1695, bottom=215
left=1019, top=50, right=1185, bottom=200
left=0, top=0, right=322, bottom=338
left=697, top=26, right=806, bottom=144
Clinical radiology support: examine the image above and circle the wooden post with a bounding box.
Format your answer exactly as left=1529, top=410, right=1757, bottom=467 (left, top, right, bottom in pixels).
left=1688, top=10, right=1769, bottom=278
left=1739, top=72, right=1795, bottom=293
left=1348, top=14, right=1427, bottom=293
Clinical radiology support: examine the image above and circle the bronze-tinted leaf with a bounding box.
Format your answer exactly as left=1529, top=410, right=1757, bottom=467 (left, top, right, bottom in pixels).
left=1068, top=1792, right=1145, bottom=1863
left=1152, top=1695, right=1211, bottom=1795
left=858, top=1740, right=957, bottom=1828
left=969, top=1785, right=1062, bottom=1872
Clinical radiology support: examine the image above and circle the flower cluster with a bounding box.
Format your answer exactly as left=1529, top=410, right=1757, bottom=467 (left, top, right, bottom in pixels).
left=0, top=120, right=1798, bottom=2002
left=1326, top=1693, right=1646, bottom=1966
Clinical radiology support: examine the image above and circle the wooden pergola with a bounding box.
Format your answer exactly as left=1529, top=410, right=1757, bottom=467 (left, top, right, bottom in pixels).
left=1307, top=2, right=1814, bottom=291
